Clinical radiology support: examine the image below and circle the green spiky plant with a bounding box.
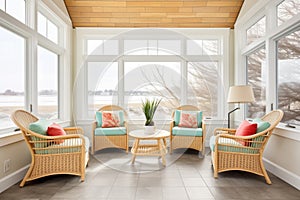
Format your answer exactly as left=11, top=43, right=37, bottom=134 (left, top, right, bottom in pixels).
left=142, top=98, right=162, bottom=126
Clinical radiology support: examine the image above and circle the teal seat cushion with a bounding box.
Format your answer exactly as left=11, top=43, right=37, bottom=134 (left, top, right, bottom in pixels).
left=252, top=118, right=270, bottom=133
left=174, top=110, right=202, bottom=127
left=37, top=136, right=90, bottom=154
left=172, top=127, right=203, bottom=136
left=94, top=127, right=126, bottom=136
left=29, top=119, right=52, bottom=135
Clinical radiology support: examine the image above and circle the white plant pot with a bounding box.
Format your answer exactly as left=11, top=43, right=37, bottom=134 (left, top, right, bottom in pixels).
left=144, top=125, right=155, bottom=135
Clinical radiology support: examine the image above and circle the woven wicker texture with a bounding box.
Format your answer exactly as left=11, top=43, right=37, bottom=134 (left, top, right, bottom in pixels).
left=10, top=110, right=88, bottom=187
left=92, top=105, right=128, bottom=154
left=211, top=110, right=284, bottom=184
left=170, top=105, right=206, bottom=154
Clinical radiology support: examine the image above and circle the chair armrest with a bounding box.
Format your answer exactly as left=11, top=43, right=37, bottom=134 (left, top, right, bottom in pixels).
left=64, top=127, right=84, bottom=135
left=213, top=128, right=236, bottom=136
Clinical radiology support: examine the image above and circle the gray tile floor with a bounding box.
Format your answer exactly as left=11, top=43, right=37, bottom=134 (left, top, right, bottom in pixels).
left=1, top=148, right=300, bottom=200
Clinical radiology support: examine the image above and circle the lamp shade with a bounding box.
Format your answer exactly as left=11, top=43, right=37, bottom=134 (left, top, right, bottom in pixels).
left=227, top=85, right=255, bottom=103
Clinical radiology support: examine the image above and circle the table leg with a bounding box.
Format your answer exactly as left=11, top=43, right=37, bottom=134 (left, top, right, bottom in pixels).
left=131, top=139, right=139, bottom=164
left=158, top=139, right=166, bottom=166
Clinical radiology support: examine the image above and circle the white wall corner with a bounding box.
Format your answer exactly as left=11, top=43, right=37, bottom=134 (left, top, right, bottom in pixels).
left=0, top=165, right=29, bottom=193
left=263, top=158, right=300, bottom=190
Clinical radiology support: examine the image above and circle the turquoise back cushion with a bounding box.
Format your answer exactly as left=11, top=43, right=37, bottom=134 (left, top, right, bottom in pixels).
left=96, top=111, right=102, bottom=127
left=29, top=119, right=52, bottom=135
left=96, top=110, right=125, bottom=127
left=174, top=110, right=202, bottom=128
left=253, top=118, right=270, bottom=133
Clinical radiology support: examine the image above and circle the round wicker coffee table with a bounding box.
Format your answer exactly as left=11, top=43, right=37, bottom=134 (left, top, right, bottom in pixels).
left=129, top=129, right=169, bottom=166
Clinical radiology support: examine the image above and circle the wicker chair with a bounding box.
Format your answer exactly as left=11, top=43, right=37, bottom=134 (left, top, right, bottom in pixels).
left=170, top=105, right=206, bottom=154
left=210, top=110, right=284, bottom=184
left=92, top=105, right=128, bottom=154
left=11, top=110, right=89, bottom=187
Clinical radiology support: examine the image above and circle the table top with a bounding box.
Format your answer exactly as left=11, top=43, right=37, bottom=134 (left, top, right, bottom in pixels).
left=129, top=129, right=169, bottom=139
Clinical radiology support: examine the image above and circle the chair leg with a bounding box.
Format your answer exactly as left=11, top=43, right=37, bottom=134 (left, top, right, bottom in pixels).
left=19, top=164, right=34, bottom=187
left=260, top=159, right=272, bottom=184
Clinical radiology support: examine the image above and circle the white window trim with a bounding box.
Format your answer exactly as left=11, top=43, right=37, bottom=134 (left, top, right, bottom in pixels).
left=235, top=0, right=300, bottom=129
left=0, top=0, right=72, bottom=135
left=74, top=28, right=231, bottom=122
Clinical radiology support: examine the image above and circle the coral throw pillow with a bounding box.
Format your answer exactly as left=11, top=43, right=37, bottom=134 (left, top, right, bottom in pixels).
left=47, top=123, right=66, bottom=144
left=235, top=120, right=257, bottom=146
left=102, top=111, right=120, bottom=128
left=178, top=112, right=198, bottom=128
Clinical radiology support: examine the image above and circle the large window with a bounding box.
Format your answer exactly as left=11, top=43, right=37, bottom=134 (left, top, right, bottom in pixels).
left=246, top=47, right=266, bottom=118
left=237, top=0, right=300, bottom=128
left=0, top=1, right=70, bottom=133
left=0, top=26, right=25, bottom=128
left=37, top=46, right=58, bottom=119
left=277, top=30, right=300, bottom=125
left=82, top=30, right=228, bottom=121
left=0, top=0, right=25, bottom=24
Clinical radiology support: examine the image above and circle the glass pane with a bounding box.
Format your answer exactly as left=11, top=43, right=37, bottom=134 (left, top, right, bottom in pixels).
left=38, top=12, right=47, bottom=37
left=47, top=19, right=58, bottom=44
left=187, top=62, right=219, bottom=117
left=277, top=0, right=300, bottom=26
left=186, top=40, right=203, bottom=55
left=246, top=17, right=266, bottom=45
left=87, top=62, right=118, bottom=115
left=87, top=40, right=104, bottom=55
left=203, top=40, right=219, bottom=55
left=124, top=62, right=181, bottom=121
left=124, top=40, right=148, bottom=55
left=37, top=46, right=58, bottom=119
left=277, top=30, right=300, bottom=125
left=6, top=0, right=25, bottom=24
left=0, top=26, right=25, bottom=128
left=103, top=40, right=118, bottom=55
left=247, top=47, right=266, bottom=118
left=157, top=40, right=180, bottom=55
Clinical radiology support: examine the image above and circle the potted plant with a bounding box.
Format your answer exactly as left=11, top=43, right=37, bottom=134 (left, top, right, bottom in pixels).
left=142, top=98, right=161, bottom=134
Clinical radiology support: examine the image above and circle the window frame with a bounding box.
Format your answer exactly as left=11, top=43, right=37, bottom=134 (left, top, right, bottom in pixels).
left=235, top=0, right=300, bottom=128
left=75, top=29, right=230, bottom=121
left=0, top=0, right=71, bottom=135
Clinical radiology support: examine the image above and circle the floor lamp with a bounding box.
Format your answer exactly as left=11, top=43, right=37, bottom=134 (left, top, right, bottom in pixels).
left=227, top=85, right=255, bottom=128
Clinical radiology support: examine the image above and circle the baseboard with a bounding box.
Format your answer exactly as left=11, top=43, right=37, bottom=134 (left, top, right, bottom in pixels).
left=0, top=165, right=29, bottom=193
left=263, top=158, right=300, bottom=190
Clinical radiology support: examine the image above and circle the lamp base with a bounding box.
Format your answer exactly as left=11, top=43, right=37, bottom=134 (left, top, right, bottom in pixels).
left=228, top=107, right=240, bottom=128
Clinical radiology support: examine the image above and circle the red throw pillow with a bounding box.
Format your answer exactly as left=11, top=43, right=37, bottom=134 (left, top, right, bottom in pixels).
left=47, top=123, right=66, bottom=144
left=235, top=120, right=257, bottom=146
left=102, top=112, right=120, bottom=128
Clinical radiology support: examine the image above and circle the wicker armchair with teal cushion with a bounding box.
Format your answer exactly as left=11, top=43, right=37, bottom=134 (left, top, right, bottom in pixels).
left=170, top=105, right=206, bottom=155
left=92, top=105, right=128, bottom=154
left=210, top=110, right=284, bottom=184
left=11, top=110, right=89, bottom=187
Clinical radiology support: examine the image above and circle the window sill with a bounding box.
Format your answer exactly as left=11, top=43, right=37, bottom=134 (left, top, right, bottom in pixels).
left=274, top=124, right=300, bottom=142
left=0, top=131, right=24, bottom=147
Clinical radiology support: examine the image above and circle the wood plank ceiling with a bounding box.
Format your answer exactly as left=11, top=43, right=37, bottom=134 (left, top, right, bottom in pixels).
left=64, top=0, right=244, bottom=28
